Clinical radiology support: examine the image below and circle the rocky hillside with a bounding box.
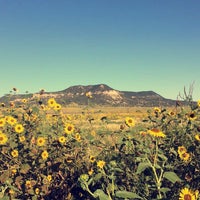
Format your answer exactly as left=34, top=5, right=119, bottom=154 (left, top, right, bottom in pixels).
left=0, top=84, right=177, bottom=107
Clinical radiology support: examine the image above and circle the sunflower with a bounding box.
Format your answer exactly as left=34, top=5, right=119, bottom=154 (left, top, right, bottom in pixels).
left=187, top=112, right=197, bottom=121
left=0, top=132, right=8, bottom=145
left=11, top=169, right=17, bottom=177
left=6, top=116, right=17, bottom=126
left=47, top=98, right=57, bottom=108
left=0, top=118, right=6, bottom=127
left=15, top=124, right=24, bottom=134
left=64, top=123, right=74, bottom=134
left=195, top=134, right=200, bottom=141
left=41, top=150, right=49, bottom=160
left=10, top=102, right=15, bottom=107
left=97, top=160, right=106, bottom=169
left=58, top=136, right=66, bottom=144
left=197, top=100, right=200, bottom=107
left=178, top=146, right=187, bottom=155
left=147, top=128, right=166, bottom=138
left=88, top=168, right=94, bottom=175
left=74, top=133, right=81, bottom=142
left=19, top=135, right=26, bottom=142
left=139, top=131, right=147, bottom=136
left=168, top=110, right=176, bottom=116
left=89, top=155, right=96, bottom=163
left=11, top=149, right=19, bottom=158
left=125, top=117, right=135, bottom=127
left=35, top=188, right=40, bottom=195
left=1, top=103, right=5, bottom=107
left=80, top=174, right=89, bottom=182
left=22, top=99, right=28, bottom=103
left=179, top=187, right=197, bottom=200
left=47, top=175, right=52, bottom=182
left=37, top=137, right=46, bottom=146
left=25, top=180, right=32, bottom=189
left=179, top=152, right=190, bottom=162
left=54, top=103, right=61, bottom=111
left=154, top=107, right=161, bottom=113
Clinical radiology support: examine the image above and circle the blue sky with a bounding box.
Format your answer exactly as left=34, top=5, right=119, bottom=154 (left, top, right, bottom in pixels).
left=0, top=0, right=200, bottom=100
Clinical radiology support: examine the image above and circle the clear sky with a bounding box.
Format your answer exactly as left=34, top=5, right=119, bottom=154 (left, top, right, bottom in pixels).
left=0, top=0, right=200, bottom=100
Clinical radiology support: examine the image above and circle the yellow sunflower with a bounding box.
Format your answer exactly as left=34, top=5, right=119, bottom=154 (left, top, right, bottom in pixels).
left=168, top=110, right=176, bottom=116
left=195, top=134, right=200, bottom=141
left=47, top=98, right=57, bottom=108
left=0, top=118, right=6, bottom=127
left=11, top=149, right=19, bottom=158
left=35, top=188, right=40, bottom=195
left=25, top=180, right=32, bottom=189
left=178, top=146, right=187, bottom=155
left=89, top=155, right=96, bottom=163
left=147, top=128, right=166, bottom=138
left=179, top=187, right=197, bottom=200
left=15, top=124, right=24, bottom=134
left=125, top=117, right=135, bottom=127
left=64, top=123, right=74, bottom=134
left=22, top=99, right=28, bottom=103
left=187, top=112, right=197, bottom=121
left=0, top=132, right=8, bottom=145
left=97, top=160, right=106, bottom=169
left=47, top=175, right=52, bottom=182
left=74, top=133, right=81, bottom=142
left=58, top=136, right=66, bottom=144
left=197, top=100, right=200, bottom=107
left=54, top=103, right=62, bottom=111
left=37, top=137, right=46, bottom=146
left=11, top=169, right=17, bottom=176
left=6, top=116, right=17, bottom=126
left=154, top=107, right=161, bottom=113
left=1, top=103, right=5, bottom=107
left=19, top=135, right=26, bottom=142
left=179, top=152, right=190, bottom=162
left=88, top=168, right=94, bottom=175
left=41, top=150, right=49, bottom=160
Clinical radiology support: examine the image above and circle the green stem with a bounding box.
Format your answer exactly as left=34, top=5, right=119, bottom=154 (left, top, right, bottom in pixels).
left=85, top=183, right=96, bottom=198
left=147, top=139, right=163, bottom=199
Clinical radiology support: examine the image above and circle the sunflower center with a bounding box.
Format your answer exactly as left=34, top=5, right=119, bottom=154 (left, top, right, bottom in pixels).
left=151, top=128, right=159, bottom=133
left=0, top=136, right=3, bottom=141
left=190, top=113, right=195, bottom=118
left=184, top=194, right=192, bottom=200
left=68, top=126, right=72, bottom=131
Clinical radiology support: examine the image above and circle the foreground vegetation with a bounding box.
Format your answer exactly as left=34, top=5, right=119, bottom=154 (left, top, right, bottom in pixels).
left=0, top=93, right=200, bottom=200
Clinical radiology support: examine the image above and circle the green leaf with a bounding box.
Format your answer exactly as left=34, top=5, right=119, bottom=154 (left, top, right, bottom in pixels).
left=0, top=196, right=10, bottom=200
left=136, top=162, right=151, bottom=174
left=160, top=187, right=171, bottom=193
left=115, top=191, right=143, bottom=199
left=93, top=173, right=103, bottom=181
left=157, top=153, right=168, bottom=161
left=163, top=171, right=182, bottom=184
left=20, top=163, right=31, bottom=174
left=94, top=189, right=110, bottom=200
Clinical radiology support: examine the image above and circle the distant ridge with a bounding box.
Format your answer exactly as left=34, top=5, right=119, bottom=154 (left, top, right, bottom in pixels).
left=0, top=84, right=177, bottom=107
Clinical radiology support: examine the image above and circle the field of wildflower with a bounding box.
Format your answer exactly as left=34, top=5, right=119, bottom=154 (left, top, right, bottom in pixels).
left=0, top=92, right=200, bottom=200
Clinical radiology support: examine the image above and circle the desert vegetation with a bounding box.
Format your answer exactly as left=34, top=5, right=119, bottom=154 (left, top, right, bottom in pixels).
left=0, top=91, right=200, bottom=200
